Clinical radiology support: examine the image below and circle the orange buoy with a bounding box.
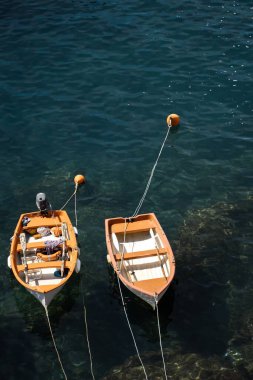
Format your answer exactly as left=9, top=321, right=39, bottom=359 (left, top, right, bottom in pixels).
left=74, top=174, right=85, bottom=185
left=167, top=113, right=180, bottom=127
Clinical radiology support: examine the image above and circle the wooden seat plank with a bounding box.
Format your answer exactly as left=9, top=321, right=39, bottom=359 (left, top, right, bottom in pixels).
left=17, top=241, right=46, bottom=251
left=16, top=239, right=67, bottom=251
left=23, top=216, right=62, bottom=230
left=114, top=248, right=167, bottom=261
left=17, top=261, right=72, bottom=272
left=111, top=220, right=156, bottom=234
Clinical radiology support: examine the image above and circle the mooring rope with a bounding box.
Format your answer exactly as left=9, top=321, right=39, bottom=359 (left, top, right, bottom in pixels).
left=45, top=306, right=68, bottom=380
left=60, top=178, right=95, bottom=378
left=81, top=276, right=96, bottom=380
left=115, top=123, right=173, bottom=379
left=116, top=274, right=149, bottom=380
left=131, top=125, right=171, bottom=218
left=60, top=183, right=78, bottom=211
left=154, top=296, right=168, bottom=380
left=119, top=218, right=128, bottom=272
left=74, top=186, right=95, bottom=379
left=74, top=188, right=78, bottom=227
left=114, top=124, right=173, bottom=379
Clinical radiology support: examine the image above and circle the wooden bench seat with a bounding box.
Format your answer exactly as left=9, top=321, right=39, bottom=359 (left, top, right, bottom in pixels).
left=17, top=241, right=47, bottom=251
left=111, top=220, right=156, bottom=234
left=17, top=261, right=72, bottom=273
left=17, top=239, right=67, bottom=252
left=114, top=248, right=167, bottom=261
left=23, top=216, right=62, bottom=230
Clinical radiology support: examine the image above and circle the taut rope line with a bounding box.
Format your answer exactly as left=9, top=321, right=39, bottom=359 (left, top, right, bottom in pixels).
left=45, top=306, right=68, bottom=380
left=131, top=125, right=171, bottom=218
left=82, top=276, right=96, bottom=380
left=72, top=178, right=95, bottom=379
left=155, top=296, right=168, bottom=380
left=59, top=174, right=95, bottom=378
left=116, top=274, right=149, bottom=380
left=116, top=116, right=179, bottom=379
left=74, top=187, right=78, bottom=228
left=114, top=122, right=173, bottom=380
left=119, top=218, right=128, bottom=273
left=60, top=183, right=78, bottom=211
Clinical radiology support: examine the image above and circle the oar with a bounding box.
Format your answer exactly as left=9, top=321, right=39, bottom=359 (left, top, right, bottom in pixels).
left=118, top=258, right=133, bottom=283
left=20, top=233, right=28, bottom=283
left=60, top=239, right=66, bottom=278
left=118, top=220, right=133, bottom=283
left=60, top=223, right=68, bottom=277
left=150, top=229, right=167, bottom=280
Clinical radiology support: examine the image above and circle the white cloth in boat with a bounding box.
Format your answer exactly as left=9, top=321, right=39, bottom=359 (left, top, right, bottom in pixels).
left=45, top=237, right=64, bottom=253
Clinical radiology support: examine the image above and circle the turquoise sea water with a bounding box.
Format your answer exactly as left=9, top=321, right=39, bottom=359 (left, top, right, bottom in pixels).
left=0, top=1, right=252, bottom=379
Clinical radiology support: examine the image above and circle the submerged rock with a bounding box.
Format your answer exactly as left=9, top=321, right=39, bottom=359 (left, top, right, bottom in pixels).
left=226, top=289, right=253, bottom=378
left=173, top=199, right=253, bottom=375
left=102, top=349, right=244, bottom=380
left=104, top=198, right=253, bottom=380
left=175, top=198, right=253, bottom=288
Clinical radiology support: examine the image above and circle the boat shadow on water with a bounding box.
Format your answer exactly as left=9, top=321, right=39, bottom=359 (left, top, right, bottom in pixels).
left=107, top=264, right=175, bottom=338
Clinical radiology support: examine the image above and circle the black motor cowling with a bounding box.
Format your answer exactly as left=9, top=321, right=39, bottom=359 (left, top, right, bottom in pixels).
left=36, top=193, right=51, bottom=213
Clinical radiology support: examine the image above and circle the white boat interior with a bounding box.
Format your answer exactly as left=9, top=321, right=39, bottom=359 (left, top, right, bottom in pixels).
left=16, top=231, right=69, bottom=287
left=17, top=249, right=65, bottom=286
left=111, top=228, right=171, bottom=283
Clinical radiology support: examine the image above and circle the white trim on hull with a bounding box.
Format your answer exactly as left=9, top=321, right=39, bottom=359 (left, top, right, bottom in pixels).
left=123, top=280, right=168, bottom=310
left=28, top=285, right=64, bottom=308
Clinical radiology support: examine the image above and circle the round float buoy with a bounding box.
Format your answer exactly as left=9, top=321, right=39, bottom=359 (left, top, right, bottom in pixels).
left=106, top=254, right=111, bottom=264
left=74, top=174, right=85, bottom=185
left=167, top=113, right=180, bottom=127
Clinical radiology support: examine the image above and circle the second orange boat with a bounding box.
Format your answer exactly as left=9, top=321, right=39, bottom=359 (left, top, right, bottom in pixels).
left=105, top=213, right=175, bottom=309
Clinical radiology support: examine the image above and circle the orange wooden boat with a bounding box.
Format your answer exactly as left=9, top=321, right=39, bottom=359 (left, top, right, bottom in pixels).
left=9, top=208, right=81, bottom=308
left=105, top=213, right=175, bottom=309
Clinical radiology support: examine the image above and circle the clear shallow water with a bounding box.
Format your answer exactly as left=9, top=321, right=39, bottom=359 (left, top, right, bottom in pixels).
left=0, top=1, right=252, bottom=379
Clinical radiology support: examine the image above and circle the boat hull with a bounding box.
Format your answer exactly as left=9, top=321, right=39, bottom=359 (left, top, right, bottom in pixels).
left=122, top=280, right=168, bottom=310
left=105, top=213, right=175, bottom=309
left=10, top=210, right=79, bottom=307
left=28, top=285, right=64, bottom=308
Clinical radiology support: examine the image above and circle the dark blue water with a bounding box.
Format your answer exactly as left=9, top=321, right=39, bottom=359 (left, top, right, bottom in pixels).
left=0, top=1, right=252, bottom=379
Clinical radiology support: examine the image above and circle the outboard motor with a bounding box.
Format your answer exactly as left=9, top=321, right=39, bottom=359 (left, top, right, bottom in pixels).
left=36, top=193, right=51, bottom=214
